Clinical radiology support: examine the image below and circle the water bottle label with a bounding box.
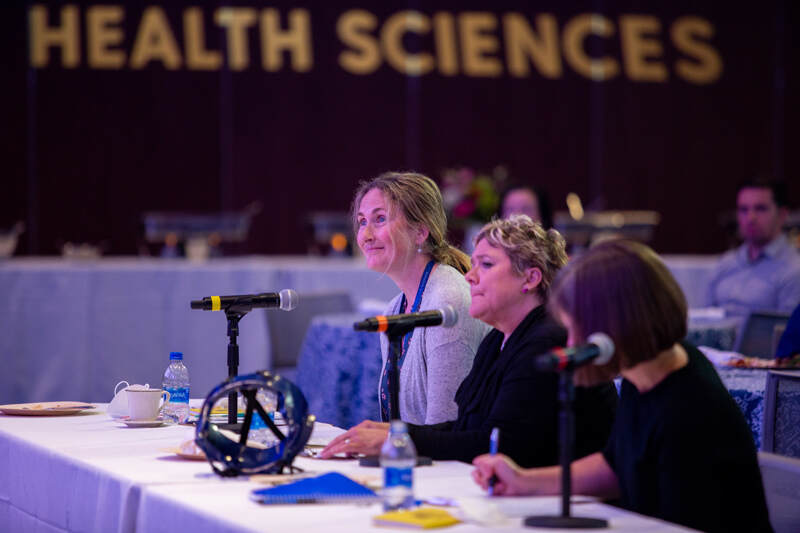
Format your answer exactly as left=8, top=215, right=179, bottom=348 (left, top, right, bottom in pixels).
left=250, top=412, right=273, bottom=429
left=384, top=467, right=412, bottom=488
left=165, top=387, right=189, bottom=404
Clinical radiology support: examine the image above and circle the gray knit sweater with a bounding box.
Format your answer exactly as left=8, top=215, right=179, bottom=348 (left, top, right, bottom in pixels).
left=379, top=264, right=491, bottom=425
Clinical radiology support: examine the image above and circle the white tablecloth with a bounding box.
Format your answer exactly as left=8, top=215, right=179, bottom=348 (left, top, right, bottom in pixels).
left=0, top=405, right=696, bottom=533
left=0, top=257, right=397, bottom=405
left=661, top=255, right=719, bottom=308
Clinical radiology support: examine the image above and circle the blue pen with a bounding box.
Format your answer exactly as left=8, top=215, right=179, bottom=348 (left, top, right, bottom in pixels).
left=488, top=427, right=499, bottom=496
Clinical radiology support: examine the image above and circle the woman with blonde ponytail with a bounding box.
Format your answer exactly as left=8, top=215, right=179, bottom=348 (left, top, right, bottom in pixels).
left=346, top=172, right=490, bottom=427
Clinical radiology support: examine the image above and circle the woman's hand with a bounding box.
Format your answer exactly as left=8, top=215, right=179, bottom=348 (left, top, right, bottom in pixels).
left=472, top=453, right=550, bottom=496
left=318, top=420, right=390, bottom=459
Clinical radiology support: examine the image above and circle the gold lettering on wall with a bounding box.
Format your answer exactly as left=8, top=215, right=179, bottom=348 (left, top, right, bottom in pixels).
left=672, top=16, right=723, bottom=85
left=214, top=8, right=256, bottom=71
left=184, top=7, right=221, bottom=70
left=260, top=9, right=313, bottom=72
left=381, top=11, right=434, bottom=76
left=30, top=4, right=80, bottom=68
left=130, top=7, right=182, bottom=69
left=337, top=10, right=380, bottom=75
left=87, top=6, right=125, bottom=69
left=432, top=12, right=458, bottom=76
left=26, top=5, right=725, bottom=85
left=459, top=12, right=502, bottom=77
left=563, top=14, right=619, bottom=81
left=503, top=13, right=561, bottom=79
left=620, top=15, right=667, bottom=82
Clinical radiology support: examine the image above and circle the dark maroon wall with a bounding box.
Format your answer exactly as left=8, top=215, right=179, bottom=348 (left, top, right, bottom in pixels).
left=1, top=1, right=796, bottom=255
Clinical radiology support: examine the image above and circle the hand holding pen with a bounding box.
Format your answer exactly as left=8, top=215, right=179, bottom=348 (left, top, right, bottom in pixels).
left=488, top=427, right=499, bottom=496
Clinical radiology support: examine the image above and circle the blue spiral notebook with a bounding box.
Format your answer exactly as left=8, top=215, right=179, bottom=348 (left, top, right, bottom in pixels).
left=250, top=472, right=380, bottom=504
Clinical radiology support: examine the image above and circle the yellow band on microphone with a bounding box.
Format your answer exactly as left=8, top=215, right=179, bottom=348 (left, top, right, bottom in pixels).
left=211, top=296, right=221, bottom=311
left=376, top=315, right=389, bottom=332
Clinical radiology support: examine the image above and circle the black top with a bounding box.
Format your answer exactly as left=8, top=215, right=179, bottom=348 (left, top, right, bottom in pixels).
left=407, top=305, right=618, bottom=467
left=604, top=343, right=773, bottom=533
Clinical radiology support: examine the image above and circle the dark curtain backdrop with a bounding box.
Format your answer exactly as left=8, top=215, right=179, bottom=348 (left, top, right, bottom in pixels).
left=1, top=0, right=796, bottom=255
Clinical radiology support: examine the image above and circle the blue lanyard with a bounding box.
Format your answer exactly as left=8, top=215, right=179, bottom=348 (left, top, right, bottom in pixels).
left=379, top=259, right=436, bottom=422
left=398, top=260, right=436, bottom=358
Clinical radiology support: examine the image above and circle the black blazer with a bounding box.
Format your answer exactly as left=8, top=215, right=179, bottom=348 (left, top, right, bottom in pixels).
left=408, top=305, right=618, bottom=467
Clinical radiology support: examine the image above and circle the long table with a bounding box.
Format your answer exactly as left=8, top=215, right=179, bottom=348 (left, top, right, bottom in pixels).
left=0, top=405, right=697, bottom=533
left=0, top=254, right=715, bottom=407
left=0, top=257, right=397, bottom=405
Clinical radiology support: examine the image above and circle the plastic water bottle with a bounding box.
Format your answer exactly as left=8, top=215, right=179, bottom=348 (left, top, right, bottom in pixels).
left=380, top=420, right=417, bottom=510
left=162, top=351, right=190, bottom=424
left=248, top=389, right=278, bottom=447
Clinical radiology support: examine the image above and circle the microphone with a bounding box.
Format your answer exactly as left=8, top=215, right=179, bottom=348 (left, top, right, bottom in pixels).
left=190, top=289, right=298, bottom=312
left=533, top=332, right=615, bottom=372
left=353, top=305, right=458, bottom=335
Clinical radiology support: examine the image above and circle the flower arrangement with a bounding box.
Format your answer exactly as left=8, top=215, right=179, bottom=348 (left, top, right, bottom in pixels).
left=440, top=166, right=507, bottom=225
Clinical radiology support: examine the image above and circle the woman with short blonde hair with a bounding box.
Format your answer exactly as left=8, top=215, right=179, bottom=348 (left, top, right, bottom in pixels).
left=474, top=214, right=568, bottom=299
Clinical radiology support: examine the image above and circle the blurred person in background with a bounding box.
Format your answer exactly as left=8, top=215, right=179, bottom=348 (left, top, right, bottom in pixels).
left=350, top=172, right=490, bottom=426
left=499, top=183, right=553, bottom=229
left=707, top=178, right=800, bottom=317
left=473, top=240, right=772, bottom=533
left=321, top=216, right=617, bottom=468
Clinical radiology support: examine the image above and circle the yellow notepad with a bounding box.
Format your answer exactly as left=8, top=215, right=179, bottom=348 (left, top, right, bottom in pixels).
left=373, top=507, right=460, bottom=529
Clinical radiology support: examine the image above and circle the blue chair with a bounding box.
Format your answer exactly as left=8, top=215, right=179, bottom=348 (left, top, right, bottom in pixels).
left=266, top=291, right=354, bottom=382
left=762, top=370, right=800, bottom=458
left=758, top=452, right=800, bottom=533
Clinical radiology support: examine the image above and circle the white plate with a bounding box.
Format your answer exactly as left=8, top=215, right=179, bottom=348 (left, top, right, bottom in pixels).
left=0, top=402, right=95, bottom=416
left=121, top=418, right=165, bottom=428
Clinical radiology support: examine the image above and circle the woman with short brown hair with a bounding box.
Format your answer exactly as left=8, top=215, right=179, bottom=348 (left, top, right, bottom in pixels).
left=473, top=240, right=772, bottom=533
left=550, top=239, right=688, bottom=386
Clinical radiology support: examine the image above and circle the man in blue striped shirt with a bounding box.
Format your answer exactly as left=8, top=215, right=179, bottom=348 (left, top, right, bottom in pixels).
left=707, top=179, right=800, bottom=317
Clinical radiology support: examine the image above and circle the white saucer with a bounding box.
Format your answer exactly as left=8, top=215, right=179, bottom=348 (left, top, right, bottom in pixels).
left=122, top=418, right=165, bottom=428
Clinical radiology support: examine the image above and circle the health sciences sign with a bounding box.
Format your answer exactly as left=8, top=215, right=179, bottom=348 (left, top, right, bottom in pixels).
left=31, top=5, right=722, bottom=84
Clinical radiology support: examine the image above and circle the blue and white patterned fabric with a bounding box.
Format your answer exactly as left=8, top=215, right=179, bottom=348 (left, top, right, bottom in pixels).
left=295, top=313, right=382, bottom=429
left=716, top=368, right=800, bottom=455
left=716, top=367, right=767, bottom=449
left=770, top=374, right=800, bottom=458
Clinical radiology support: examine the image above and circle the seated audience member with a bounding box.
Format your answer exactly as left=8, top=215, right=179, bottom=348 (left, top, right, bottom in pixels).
left=473, top=240, right=772, bottom=533
left=776, top=302, right=800, bottom=359
left=707, top=179, right=800, bottom=317
left=321, top=216, right=618, bottom=468
left=498, top=183, right=553, bottom=229
left=353, top=172, right=490, bottom=425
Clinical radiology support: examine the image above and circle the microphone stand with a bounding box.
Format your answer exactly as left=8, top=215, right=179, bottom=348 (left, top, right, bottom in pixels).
left=223, top=309, right=246, bottom=428
left=382, top=322, right=418, bottom=421
left=386, top=332, right=404, bottom=420
left=524, top=370, right=607, bottom=529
